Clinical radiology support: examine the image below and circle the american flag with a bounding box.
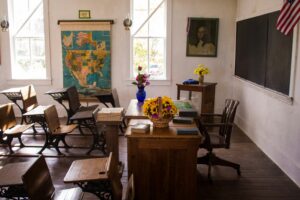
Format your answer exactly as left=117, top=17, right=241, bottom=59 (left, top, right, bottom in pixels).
left=276, top=0, right=300, bottom=35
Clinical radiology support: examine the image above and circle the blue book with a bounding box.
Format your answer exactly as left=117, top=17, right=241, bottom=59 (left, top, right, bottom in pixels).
left=173, top=117, right=193, bottom=124
left=176, top=128, right=199, bottom=135
left=179, top=109, right=198, bottom=118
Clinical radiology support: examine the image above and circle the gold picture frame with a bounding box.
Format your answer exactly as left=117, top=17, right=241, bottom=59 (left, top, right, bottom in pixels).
left=79, top=10, right=91, bottom=19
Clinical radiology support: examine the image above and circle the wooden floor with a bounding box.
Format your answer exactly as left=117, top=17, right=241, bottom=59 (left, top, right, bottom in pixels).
left=0, top=125, right=299, bottom=200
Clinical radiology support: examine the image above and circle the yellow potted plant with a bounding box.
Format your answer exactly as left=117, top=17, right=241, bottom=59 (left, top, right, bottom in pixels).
left=143, top=96, right=178, bottom=128
left=194, top=64, right=209, bottom=84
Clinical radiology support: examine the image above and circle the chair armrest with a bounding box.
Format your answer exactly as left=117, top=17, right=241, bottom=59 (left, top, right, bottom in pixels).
left=201, top=113, right=222, bottom=117
left=202, top=122, right=234, bottom=128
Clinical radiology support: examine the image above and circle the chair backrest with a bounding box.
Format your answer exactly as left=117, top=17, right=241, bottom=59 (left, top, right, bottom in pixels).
left=44, top=105, right=60, bottom=134
left=66, top=86, right=81, bottom=116
left=21, top=84, right=38, bottom=112
left=0, top=103, right=17, bottom=132
left=219, top=99, right=239, bottom=148
left=107, top=153, right=123, bottom=200
left=22, top=156, right=55, bottom=200
left=124, top=174, right=135, bottom=200
left=112, top=88, right=120, bottom=107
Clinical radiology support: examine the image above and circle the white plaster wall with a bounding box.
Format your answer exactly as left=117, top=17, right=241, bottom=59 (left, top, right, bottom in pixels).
left=0, top=0, right=237, bottom=116
left=235, top=0, right=300, bottom=187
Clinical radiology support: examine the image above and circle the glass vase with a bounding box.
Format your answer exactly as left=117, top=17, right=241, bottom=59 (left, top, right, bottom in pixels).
left=198, top=75, right=204, bottom=84
left=136, top=86, right=146, bottom=102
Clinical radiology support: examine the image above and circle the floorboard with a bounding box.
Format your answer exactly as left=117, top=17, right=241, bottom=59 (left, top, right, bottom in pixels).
left=0, top=125, right=299, bottom=199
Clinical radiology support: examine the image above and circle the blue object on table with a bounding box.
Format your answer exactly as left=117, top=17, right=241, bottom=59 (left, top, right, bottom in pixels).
left=177, top=128, right=199, bottom=135
left=183, top=79, right=199, bottom=85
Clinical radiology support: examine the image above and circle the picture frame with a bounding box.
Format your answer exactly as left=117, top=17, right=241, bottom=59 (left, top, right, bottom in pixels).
left=79, top=10, right=91, bottom=19
left=186, top=18, right=219, bottom=57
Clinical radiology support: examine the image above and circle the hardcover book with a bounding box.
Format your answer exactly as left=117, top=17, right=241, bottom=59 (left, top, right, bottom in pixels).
left=173, top=116, right=194, bottom=124
left=176, top=128, right=199, bottom=135
left=178, top=108, right=198, bottom=118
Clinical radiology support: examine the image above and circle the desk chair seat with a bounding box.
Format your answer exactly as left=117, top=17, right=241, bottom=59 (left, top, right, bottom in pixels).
left=0, top=103, right=33, bottom=154
left=22, top=156, right=83, bottom=200
left=42, top=105, right=77, bottom=155
left=196, top=99, right=240, bottom=180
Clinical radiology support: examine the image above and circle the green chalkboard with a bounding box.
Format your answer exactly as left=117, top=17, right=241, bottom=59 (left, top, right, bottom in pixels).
left=235, top=11, right=293, bottom=95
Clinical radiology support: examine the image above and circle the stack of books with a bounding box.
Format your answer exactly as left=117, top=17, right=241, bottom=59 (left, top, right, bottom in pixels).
left=97, top=107, right=125, bottom=121
left=131, top=123, right=150, bottom=133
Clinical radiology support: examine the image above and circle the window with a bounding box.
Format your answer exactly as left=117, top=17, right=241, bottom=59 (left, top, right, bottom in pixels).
left=131, top=0, right=169, bottom=80
left=9, top=0, right=48, bottom=80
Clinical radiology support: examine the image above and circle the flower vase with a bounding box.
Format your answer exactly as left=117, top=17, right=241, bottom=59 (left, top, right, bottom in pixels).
left=198, top=75, right=204, bottom=84
left=136, top=86, right=146, bottom=102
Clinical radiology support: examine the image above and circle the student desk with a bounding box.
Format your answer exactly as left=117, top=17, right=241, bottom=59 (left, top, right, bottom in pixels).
left=176, top=82, right=217, bottom=113
left=0, top=161, right=34, bottom=199
left=64, top=156, right=114, bottom=199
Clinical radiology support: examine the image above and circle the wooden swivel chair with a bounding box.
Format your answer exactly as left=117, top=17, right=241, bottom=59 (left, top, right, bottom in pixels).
left=22, top=155, right=83, bottom=200
left=0, top=103, right=33, bottom=154
left=42, top=105, right=77, bottom=155
left=196, top=99, right=240, bottom=180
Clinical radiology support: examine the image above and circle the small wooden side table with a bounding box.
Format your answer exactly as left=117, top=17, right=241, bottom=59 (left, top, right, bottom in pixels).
left=176, top=82, right=217, bottom=113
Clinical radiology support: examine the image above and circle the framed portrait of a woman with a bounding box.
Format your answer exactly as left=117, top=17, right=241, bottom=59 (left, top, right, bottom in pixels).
left=186, top=18, right=219, bottom=57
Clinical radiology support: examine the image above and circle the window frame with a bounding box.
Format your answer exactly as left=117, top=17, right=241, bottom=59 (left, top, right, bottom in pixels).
left=129, top=0, right=172, bottom=85
left=7, top=0, right=51, bottom=85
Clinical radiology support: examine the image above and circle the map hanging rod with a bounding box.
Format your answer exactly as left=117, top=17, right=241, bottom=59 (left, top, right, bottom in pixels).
left=57, top=19, right=114, bottom=25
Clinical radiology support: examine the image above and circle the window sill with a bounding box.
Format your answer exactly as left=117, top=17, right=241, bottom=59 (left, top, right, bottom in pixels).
left=125, top=79, right=171, bottom=86
left=7, top=79, right=52, bottom=86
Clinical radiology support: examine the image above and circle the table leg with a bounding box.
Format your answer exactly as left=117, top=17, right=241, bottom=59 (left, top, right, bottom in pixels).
left=177, top=88, right=180, bottom=100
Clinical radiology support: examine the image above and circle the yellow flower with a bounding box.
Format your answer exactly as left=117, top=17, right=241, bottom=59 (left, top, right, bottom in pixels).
left=193, top=64, right=209, bottom=76
left=142, top=96, right=177, bottom=118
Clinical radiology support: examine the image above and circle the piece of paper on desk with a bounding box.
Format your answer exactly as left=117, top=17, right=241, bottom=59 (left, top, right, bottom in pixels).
left=131, top=123, right=150, bottom=134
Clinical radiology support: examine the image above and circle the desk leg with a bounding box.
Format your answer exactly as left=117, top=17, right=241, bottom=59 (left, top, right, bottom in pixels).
left=177, top=88, right=180, bottom=100
left=77, top=181, right=112, bottom=200
left=86, top=124, right=106, bottom=155
left=104, top=125, right=119, bottom=163
left=38, top=125, right=50, bottom=154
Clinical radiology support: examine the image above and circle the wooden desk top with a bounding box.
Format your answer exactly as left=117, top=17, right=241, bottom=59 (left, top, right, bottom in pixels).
left=70, top=109, right=98, bottom=121
left=45, top=88, right=68, bottom=94
left=64, top=157, right=110, bottom=183
left=124, top=99, right=147, bottom=120
left=23, top=105, right=51, bottom=116
left=176, top=83, right=217, bottom=91
left=125, top=119, right=201, bottom=139
left=125, top=99, right=193, bottom=120
left=0, top=87, right=23, bottom=94
left=0, top=161, right=34, bottom=187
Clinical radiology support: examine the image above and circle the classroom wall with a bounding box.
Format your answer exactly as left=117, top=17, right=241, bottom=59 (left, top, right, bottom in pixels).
left=235, top=0, right=300, bottom=187
left=0, top=0, right=237, bottom=116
